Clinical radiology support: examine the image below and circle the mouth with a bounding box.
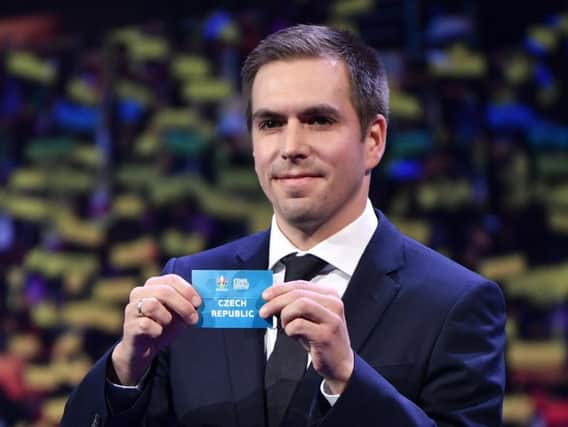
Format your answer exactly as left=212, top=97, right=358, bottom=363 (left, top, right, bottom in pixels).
left=273, top=170, right=324, bottom=180
left=273, top=174, right=323, bottom=186
left=275, top=174, right=320, bottom=180
left=272, top=174, right=323, bottom=194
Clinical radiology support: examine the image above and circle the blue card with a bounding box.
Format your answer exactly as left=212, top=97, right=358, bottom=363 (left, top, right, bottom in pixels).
left=192, top=270, right=274, bottom=328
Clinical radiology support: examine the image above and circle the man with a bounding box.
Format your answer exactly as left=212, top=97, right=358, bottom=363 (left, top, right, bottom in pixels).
left=62, top=25, right=506, bottom=426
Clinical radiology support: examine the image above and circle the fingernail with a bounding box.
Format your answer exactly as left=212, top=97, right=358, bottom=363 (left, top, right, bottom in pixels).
left=190, top=312, right=198, bottom=324
left=262, top=290, right=270, bottom=300
left=191, top=296, right=201, bottom=307
left=258, top=305, right=268, bottom=317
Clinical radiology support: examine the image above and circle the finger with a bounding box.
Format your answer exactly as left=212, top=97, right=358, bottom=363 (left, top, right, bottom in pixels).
left=263, top=280, right=338, bottom=301
left=130, top=285, right=199, bottom=324
left=142, top=274, right=202, bottom=308
left=260, top=288, right=341, bottom=319
left=280, top=317, right=332, bottom=354
left=279, top=297, right=342, bottom=329
left=283, top=317, right=318, bottom=339
left=126, top=297, right=173, bottom=326
left=284, top=317, right=353, bottom=381
left=283, top=314, right=347, bottom=350
left=133, top=316, right=164, bottom=340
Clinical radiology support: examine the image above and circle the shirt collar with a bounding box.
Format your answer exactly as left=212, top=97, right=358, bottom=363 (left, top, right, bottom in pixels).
left=268, top=199, right=378, bottom=277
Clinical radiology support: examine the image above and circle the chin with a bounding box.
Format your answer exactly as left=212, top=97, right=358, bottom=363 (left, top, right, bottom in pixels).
left=279, top=205, right=321, bottom=228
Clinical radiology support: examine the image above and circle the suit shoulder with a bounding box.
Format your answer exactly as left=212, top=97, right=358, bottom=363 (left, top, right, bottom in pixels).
left=392, top=235, right=505, bottom=330
left=400, top=234, right=500, bottom=298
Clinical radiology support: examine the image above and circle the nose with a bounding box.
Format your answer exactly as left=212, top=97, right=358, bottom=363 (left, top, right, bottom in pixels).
left=281, top=121, right=309, bottom=160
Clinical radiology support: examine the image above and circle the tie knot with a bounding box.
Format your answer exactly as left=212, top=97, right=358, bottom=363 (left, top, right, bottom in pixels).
left=282, top=253, right=327, bottom=282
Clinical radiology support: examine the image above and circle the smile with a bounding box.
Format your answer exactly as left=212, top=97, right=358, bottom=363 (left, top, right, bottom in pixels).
left=274, top=174, right=322, bottom=183
left=273, top=175, right=322, bottom=194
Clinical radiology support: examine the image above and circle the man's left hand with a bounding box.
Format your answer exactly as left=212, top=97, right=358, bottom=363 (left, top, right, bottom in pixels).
left=260, top=281, right=354, bottom=394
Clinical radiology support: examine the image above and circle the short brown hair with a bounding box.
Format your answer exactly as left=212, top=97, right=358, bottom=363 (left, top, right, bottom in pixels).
left=241, top=24, right=389, bottom=136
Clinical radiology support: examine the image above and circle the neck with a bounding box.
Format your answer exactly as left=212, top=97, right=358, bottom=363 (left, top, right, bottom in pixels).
left=276, top=198, right=368, bottom=251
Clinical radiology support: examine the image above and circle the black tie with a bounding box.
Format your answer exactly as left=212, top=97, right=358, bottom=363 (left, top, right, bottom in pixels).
left=265, top=253, right=327, bottom=427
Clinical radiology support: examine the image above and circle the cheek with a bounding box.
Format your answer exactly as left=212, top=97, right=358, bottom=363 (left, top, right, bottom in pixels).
left=253, top=160, right=263, bottom=184
left=330, top=151, right=366, bottom=185
left=253, top=155, right=271, bottom=191
left=253, top=151, right=266, bottom=171
left=252, top=143, right=275, bottom=175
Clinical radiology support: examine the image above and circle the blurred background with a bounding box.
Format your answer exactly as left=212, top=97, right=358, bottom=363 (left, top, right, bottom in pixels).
left=1, top=0, right=568, bottom=425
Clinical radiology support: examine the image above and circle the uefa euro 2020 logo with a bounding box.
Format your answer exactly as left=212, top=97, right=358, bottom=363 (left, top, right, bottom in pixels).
left=216, top=275, right=229, bottom=291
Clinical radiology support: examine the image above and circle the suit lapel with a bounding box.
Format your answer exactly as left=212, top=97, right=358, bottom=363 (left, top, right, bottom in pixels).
left=223, top=231, right=271, bottom=427
left=343, top=210, right=404, bottom=352
left=285, top=210, right=405, bottom=425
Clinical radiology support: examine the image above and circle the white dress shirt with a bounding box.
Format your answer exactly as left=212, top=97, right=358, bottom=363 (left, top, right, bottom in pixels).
left=266, top=199, right=378, bottom=405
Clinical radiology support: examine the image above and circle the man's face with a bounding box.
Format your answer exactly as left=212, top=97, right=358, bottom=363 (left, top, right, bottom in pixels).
left=250, top=57, right=385, bottom=238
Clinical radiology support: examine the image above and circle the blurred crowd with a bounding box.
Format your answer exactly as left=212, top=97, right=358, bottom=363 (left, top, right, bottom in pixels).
left=1, top=1, right=568, bottom=426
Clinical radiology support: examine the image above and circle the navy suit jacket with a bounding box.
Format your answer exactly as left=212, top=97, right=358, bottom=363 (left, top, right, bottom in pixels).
left=62, top=210, right=506, bottom=426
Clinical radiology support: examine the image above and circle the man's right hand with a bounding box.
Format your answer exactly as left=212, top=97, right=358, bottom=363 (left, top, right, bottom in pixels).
left=110, top=274, right=202, bottom=386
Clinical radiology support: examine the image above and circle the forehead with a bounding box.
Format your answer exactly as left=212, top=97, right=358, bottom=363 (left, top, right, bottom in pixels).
left=251, top=57, right=353, bottom=114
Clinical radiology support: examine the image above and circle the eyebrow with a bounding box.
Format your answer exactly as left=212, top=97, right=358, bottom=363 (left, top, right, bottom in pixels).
left=298, top=105, right=341, bottom=120
left=251, top=104, right=341, bottom=123
left=251, top=109, right=286, bottom=123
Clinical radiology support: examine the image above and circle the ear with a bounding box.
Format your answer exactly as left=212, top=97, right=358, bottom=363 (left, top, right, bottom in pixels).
left=363, top=114, right=387, bottom=171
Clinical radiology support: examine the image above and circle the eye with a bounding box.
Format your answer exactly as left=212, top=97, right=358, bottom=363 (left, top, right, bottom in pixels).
left=307, top=116, right=334, bottom=126
left=258, top=119, right=283, bottom=130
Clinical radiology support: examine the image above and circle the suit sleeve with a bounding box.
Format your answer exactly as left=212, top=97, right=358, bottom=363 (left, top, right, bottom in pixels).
left=317, top=280, right=506, bottom=427
left=60, top=258, right=179, bottom=427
